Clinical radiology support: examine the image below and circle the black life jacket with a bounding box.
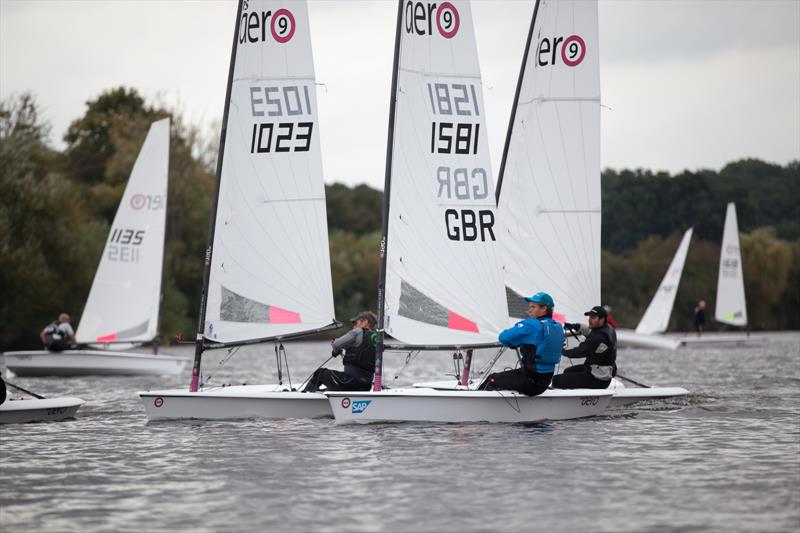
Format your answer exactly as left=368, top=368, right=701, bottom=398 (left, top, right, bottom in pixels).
left=342, top=329, right=376, bottom=374
left=584, top=324, right=617, bottom=369
left=44, top=321, right=70, bottom=351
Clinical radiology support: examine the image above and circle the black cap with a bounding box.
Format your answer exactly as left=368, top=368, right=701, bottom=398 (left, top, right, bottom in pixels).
left=349, top=311, right=377, bottom=327
left=584, top=305, right=607, bottom=318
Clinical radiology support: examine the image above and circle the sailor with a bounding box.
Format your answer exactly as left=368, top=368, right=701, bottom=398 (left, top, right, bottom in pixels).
left=694, top=299, right=706, bottom=337
left=302, top=311, right=377, bottom=392
left=40, top=313, right=76, bottom=352
left=479, top=292, right=564, bottom=396
left=553, top=305, right=617, bottom=389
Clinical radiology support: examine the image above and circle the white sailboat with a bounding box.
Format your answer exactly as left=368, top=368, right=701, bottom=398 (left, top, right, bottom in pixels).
left=4, top=118, right=185, bottom=377
left=326, top=0, right=616, bottom=424
left=411, top=0, right=687, bottom=406
left=0, top=377, right=84, bottom=424
left=680, top=203, right=767, bottom=347
left=615, top=228, right=693, bottom=350
left=140, top=0, right=340, bottom=421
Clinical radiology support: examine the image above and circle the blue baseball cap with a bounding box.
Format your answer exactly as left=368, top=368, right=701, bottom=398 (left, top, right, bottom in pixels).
left=524, top=292, right=555, bottom=308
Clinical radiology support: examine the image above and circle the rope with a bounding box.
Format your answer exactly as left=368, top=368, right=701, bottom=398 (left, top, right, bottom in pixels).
left=201, top=346, right=240, bottom=387
left=392, top=350, right=420, bottom=383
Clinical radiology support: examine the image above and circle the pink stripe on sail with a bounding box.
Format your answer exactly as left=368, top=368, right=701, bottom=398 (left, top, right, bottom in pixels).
left=447, top=311, right=479, bottom=333
left=269, top=306, right=301, bottom=324
left=96, top=333, right=117, bottom=342
left=553, top=313, right=566, bottom=324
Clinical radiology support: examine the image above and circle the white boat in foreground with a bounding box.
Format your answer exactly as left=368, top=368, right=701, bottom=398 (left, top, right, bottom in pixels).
left=140, top=385, right=330, bottom=421
left=412, top=377, right=689, bottom=408
left=5, top=349, right=185, bottom=377
left=139, top=0, right=341, bottom=421
left=0, top=397, right=84, bottom=424
left=326, top=388, right=614, bottom=424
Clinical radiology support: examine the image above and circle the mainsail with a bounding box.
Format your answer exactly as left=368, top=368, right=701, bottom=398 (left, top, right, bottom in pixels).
left=635, top=228, right=693, bottom=335
left=380, top=0, right=508, bottom=347
left=76, top=118, right=170, bottom=344
left=715, top=203, right=747, bottom=326
left=496, top=0, right=601, bottom=325
left=201, top=0, right=336, bottom=346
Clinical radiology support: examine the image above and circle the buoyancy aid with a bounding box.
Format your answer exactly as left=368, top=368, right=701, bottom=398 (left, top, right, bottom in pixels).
left=342, top=329, right=376, bottom=375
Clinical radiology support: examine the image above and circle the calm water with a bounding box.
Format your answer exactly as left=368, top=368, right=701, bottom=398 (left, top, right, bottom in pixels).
left=2, top=333, right=799, bottom=532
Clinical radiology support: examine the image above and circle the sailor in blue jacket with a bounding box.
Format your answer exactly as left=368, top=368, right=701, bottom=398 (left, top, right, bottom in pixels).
left=479, top=292, right=565, bottom=396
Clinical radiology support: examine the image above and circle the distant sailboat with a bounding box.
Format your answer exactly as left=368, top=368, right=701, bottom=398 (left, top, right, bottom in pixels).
left=326, top=0, right=619, bottom=423
left=4, top=119, right=185, bottom=376
left=615, top=229, right=693, bottom=350
left=680, top=202, right=767, bottom=347
left=140, top=0, right=341, bottom=421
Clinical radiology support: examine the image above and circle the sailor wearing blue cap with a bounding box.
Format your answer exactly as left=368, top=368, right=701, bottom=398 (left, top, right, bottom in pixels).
left=479, top=292, right=564, bottom=396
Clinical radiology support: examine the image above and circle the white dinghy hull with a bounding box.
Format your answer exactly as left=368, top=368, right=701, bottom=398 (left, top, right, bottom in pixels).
left=0, top=397, right=84, bottom=424
left=616, top=329, right=681, bottom=350
left=139, top=385, right=332, bottom=421
left=411, top=378, right=689, bottom=409
left=678, top=334, right=769, bottom=348
left=4, top=350, right=185, bottom=377
left=326, top=388, right=614, bottom=425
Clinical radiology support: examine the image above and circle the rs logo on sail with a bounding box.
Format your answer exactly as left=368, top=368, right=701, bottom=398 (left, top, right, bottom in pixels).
left=239, top=2, right=295, bottom=44
left=536, top=35, right=586, bottom=68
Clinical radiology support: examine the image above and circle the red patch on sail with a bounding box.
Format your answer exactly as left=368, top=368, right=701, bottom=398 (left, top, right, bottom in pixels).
left=96, top=333, right=117, bottom=342
left=553, top=313, right=566, bottom=324
left=269, top=306, right=301, bottom=324
left=447, top=311, right=478, bottom=332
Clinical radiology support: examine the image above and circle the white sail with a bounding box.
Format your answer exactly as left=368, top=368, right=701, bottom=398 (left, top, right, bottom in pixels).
left=383, top=0, right=508, bottom=345
left=203, top=0, right=335, bottom=344
left=496, top=0, right=601, bottom=325
left=635, top=228, right=693, bottom=335
left=76, top=118, right=170, bottom=344
left=715, top=203, right=747, bottom=326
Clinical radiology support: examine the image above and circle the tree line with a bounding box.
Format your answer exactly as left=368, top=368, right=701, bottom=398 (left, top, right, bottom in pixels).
left=1, top=89, right=797, bottom=349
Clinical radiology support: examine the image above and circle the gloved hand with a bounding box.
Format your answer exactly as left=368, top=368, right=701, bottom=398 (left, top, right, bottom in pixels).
left=564, top=322, right=582, bottom=331
left=331, top=348, right=342, bottom=358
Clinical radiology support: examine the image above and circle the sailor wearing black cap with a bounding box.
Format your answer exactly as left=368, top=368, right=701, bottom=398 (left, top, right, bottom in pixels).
left=301, top=311, right=377, bottom=392
left=552, top=305, right=617, bottom=389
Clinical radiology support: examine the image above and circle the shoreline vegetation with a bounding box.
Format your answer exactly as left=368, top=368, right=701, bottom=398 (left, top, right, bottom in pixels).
left=1, top=89, right=798, bottom=350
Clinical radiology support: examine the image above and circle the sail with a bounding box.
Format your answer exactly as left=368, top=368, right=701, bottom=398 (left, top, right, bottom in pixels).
left=76, top=118, right=170, bottom=344
left=382, top=0, right=508, bottom=345
left=635, top=228, right=693, bottom=335
left=203, top=0, right=335, bottom=344
left=496, top=0, right=601, bottom=325
left=715, top=203, right=747, bottom=326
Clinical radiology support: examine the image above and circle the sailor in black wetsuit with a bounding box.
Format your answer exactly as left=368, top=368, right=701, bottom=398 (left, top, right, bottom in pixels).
left=552, top=305, right=617, bottom=389
left=302, top=311, right=377, bottom=392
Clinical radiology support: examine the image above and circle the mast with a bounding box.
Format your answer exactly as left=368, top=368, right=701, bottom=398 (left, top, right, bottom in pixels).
left=373, top=0, right=405, bottom=392
left=153, top=118, right=171, bottom=355
left=189, top=0, right=244, bottom=392
left=495, top=0, right=540, bottom=203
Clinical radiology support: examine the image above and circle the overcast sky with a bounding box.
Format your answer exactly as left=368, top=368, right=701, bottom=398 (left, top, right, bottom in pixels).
left=1, top=0, right=798, bottom=189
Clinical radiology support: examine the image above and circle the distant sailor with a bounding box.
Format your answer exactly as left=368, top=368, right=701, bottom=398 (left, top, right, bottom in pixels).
left=694, top=299, right=706, bottom=337
left=302, top=311, right=377, bottom=392
left=40, top=313, right=76, bottom=352
left=554, top=306, right=617, bottom=389
left=479, top=292, right=564, bottom=396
